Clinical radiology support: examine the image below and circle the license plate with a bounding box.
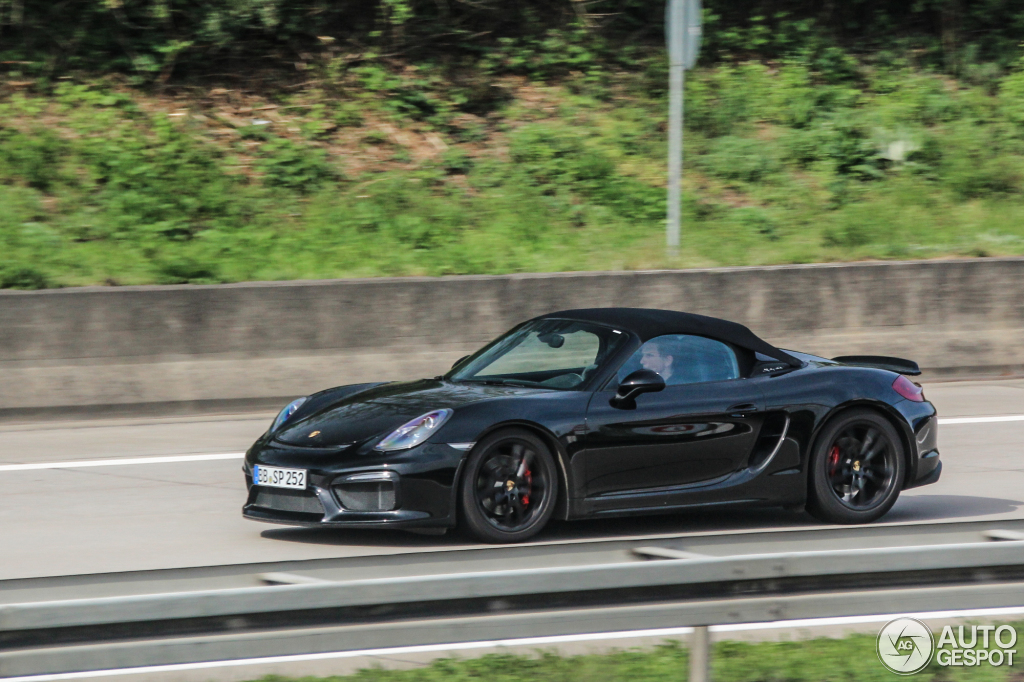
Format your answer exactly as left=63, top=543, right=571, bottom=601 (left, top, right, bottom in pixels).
left=253, top=465, right=307, bottom=490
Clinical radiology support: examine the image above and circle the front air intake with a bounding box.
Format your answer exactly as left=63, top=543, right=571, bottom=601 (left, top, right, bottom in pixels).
left=333, top=481, right=396, bottom=512
left=253, top=488, right=324, bottom=516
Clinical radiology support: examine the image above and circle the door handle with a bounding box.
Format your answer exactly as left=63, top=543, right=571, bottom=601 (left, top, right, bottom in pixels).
left=728, top=403, right=759, bottom=417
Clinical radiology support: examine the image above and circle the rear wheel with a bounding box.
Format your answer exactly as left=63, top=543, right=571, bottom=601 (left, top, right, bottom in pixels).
left=807, top=409, right=905, bottom=524
left=459, top=428, right=558, bottom=543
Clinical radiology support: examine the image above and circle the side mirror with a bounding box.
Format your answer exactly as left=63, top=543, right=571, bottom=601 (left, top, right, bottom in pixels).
left=451, top=355, right=470, bottom=370
left=611, top=369, right=666, bottom=409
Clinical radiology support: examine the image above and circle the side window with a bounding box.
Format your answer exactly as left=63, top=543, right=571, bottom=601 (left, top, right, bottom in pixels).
left=616, top=334, right=740, bottom=386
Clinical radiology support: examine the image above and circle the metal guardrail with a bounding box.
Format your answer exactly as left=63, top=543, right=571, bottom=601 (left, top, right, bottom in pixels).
left=3, top=540, right=1024, bottom=679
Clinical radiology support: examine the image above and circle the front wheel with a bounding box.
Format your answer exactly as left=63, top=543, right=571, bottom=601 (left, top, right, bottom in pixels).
left=807, top=409, right=905, bottom=524
left=459, top=428, right=558, bottom=543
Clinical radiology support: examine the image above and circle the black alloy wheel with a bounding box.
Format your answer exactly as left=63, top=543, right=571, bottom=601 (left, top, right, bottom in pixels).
left=459, top=428, right=558, bottom=543
left=808, top=408, right=905, bottom=524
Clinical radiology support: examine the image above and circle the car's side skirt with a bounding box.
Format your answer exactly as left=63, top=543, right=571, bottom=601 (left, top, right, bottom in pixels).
left=574, top=466, right=806, bottom=518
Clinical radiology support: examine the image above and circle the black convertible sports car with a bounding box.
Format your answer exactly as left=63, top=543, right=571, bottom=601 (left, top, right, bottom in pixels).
left=243, top=308, right=940, bottom=543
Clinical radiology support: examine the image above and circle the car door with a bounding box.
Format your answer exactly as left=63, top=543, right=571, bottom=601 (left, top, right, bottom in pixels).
left=580, top=334, right=766, bottom=500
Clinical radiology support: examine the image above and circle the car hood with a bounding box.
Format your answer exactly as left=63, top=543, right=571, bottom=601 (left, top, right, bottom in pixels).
left=273, top=379, right=541, bottom=448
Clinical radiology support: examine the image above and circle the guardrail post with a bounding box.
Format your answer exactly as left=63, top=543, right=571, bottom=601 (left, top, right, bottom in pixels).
left=690, top=625, right=710, bottom=682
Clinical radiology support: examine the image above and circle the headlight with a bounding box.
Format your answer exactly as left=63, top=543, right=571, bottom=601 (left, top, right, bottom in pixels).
left=374, top=409, right=453, bottom=452
left=270, top=397, right=307, bottom=433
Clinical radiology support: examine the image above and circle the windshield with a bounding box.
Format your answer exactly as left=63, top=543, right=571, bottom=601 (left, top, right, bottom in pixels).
left=449, top=320, right=629, bottom=390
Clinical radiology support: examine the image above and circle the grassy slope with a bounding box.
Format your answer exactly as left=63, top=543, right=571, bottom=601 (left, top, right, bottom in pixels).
left=4, top=51, right=1024, bottom=288
left=255, top=629, right=1021, bottom=682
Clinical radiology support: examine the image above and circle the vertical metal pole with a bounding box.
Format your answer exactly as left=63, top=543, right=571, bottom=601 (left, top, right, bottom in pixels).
left=666, top=0, right=684, bottom=250
left=690, top=625, right=710, bottom=682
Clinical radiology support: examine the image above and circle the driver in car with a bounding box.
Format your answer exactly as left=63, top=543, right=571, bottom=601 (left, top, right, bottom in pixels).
left=639, top=338, right=677, bottom=384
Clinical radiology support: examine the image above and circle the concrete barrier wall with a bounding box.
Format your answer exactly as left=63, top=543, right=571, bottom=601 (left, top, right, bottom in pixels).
left=2, top=258, right=1023, bottom=414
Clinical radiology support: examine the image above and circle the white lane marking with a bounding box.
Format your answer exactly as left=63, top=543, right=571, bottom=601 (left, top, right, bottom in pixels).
left=0, top=414, right=1015, bottom=473
left=6, top=605, right=1024, bottom=682
left=0, top=453, right=245, bottom=472
left=939, top=415, right=1024, bottom=425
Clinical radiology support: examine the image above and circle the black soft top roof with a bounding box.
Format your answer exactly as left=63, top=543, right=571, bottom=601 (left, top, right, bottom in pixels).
left=535, top=308, right=801, bottom=367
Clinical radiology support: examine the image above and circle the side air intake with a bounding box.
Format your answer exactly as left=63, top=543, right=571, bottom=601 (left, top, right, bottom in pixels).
left=747, top=412, right=791, bottom=473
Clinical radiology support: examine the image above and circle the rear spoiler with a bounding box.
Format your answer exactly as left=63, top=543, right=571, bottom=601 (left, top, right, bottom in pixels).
left=832, top=355, right=921, bottom=376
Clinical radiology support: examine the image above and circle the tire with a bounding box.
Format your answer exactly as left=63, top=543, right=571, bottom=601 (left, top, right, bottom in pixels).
left=807, top=408, right=906, bottom=524
left=459, top=428, right=559, bottom=543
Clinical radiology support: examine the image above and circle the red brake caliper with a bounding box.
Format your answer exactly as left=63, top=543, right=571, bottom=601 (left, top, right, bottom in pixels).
left=522, top=469, right=532, bottom=506
left=828, top=445, right=840, bottom=476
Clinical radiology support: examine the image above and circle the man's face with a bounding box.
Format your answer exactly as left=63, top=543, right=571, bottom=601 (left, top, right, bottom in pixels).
left=640, top=345, right=673, bottom=376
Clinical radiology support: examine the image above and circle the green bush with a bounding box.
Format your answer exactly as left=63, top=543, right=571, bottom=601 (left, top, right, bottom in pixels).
left=333, top=103, right=365, bottom=128
left=0, top=128, right=65, bottom=190
left=944, top=154, right=1024, bottom=198
left=939, top=122, right=1024, bottom=198
left=353, top=64, right=445, bottom=121
left=999, top=60, right=1024, bottom=127
left=256, top=137, right=338, bottom=193
left=685, top=68, right=754, bottom=137
left=769, top=61, right=819, bottom=128
left=154, top=255, right=223, bottom=285
left=509, top=123, right=663, bottom=220
left=780, top=126, right=828, bottom=167
left=813, top=46, right=861, bottom=84
left=482, top=28, right=607, bottom=82
left=819, top=115, right=883, bottom=179
left=0, top=262, right=50, bottom=289
left=439, top=149, right=472, bottom=175
left=732, top=207, right=781, bottom=241
left=698, top=136, right=779, bottom=182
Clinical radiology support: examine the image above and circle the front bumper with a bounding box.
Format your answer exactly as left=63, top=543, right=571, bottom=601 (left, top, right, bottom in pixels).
left=242, top=441, right=465, bottom=529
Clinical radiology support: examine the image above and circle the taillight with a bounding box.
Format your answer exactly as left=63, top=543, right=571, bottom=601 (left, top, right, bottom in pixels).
left=893, top=375, right=924, bottom=402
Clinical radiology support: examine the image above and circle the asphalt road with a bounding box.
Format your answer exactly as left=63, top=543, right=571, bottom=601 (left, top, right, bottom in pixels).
left=2, top=378, right=1024, bottom=581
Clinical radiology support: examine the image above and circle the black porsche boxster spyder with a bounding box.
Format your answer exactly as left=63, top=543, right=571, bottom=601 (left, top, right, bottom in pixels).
left=243, top=308, right=940, bottom=543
